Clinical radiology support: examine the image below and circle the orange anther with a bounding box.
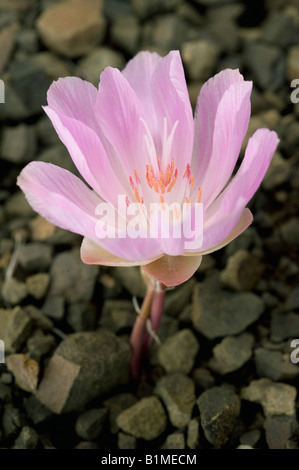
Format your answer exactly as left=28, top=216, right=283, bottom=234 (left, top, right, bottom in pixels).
left=167, top=169, right=178, bottom=192
left=197, top=187, right=202, bottom=203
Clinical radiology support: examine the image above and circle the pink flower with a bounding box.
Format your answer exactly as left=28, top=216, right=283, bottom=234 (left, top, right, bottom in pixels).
left=17, top=51, right=279, bottom=287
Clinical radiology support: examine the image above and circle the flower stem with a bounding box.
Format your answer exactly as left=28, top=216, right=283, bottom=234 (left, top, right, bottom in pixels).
left=129, top=281, right=155, bottom=379
left=145, top=281, right=166, bottom=351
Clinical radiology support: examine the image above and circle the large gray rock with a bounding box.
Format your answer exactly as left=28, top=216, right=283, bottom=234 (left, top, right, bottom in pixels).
left=36, top=330, right=131, bottom=413
left=116, top=396, right=167, bottom=441
left=208, top=333, right=254, bottom=375
left=155, top=373, right=196, bottom=428
left=49, top=250, right=98, bottom=303
left=192, top=281, right=264, bottom=339
left=197, top=386, right=240, bottom=447
left=158, top=329, right=199, bottom=374
left=241, top=378, right=297, bottom=417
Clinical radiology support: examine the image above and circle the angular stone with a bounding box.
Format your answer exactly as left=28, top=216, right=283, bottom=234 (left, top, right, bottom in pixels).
left=118, top=432, right=136, bottom=450
left=143, top=14, right=192, bottom=51
left=36, top=331, right=131, bottom=413
left=23, top=395, right=53, bottom=425
left=114, top=266, right=146, bottom=298
left=99, top=299, right=135, bottom=333
left=287, top=45, right=299, bottom=81
left=264, top=415, right=297, bottom=449
left=220, top=250, right=264, bottom=291
left=2, top=277, right=27, bottom=306
left=192, top=281, right=264, bottom=339
left=187, top=418, right=200, bottom=449
left=0, top=21, right=19, bottom=73
left=75, top=408, right=107, bottom=440
left=155, top=373, right=196, bottom=428
left=33, top=52, right=71, bottom=80
left=158, top=328, right=199, bottom=374
left=78, top=47, right=125, bottom=86
left=0, top=124, right=36, bottom=163
left=2, top=404, right=24, bottom=439
left=164, top=278, right=195, bottom=317
left=239, top=429, right=261, bottom=447
left=4, top=191, right=35, bottom=218
left=271, top=312, right=299, bottom=342
left=285, top=287, right=299, bottom=311
left=208, top=333, right=254, bottom=375
left=67, top=302, right=97, bottom=332
left=131, top=0, right=182, bottom=19
left=42, top=296, right=65, bottom=321
left=182, top=39, right=220, bottom=81
left=262, top=12, right=299, bottom=48
left=19, top=243, right=52, bottom=271
left=37, top=0, right=106, bottom=58
left=7, top=354, right=39, bottom=392
left=241, top=378, right=297, bottom=417
left=104, top=393, right=138, bottom=434
left=9, top=59, right=51, bottom=116
left=263, top=152, right=291, bottom=189
left=26, top=273, right=50, bottom=299
left=26, top=330, right=56, bottom=361
left=163, top=432, right=185, bottom=449
left=254, top=348, right=299, bottom=381
left=244, top=42, right=285, bottom=91
left=0, top=307, right=32, bottom=353
left=110, top=16, right=140, bottom=55
left=198, top=386, right=240, bottom=447
left=280, top=218, right=299, bottom=245
left=13, top=426, right=38, bottom=449
left=49, top=250, right=99, bottom=303
left=116, top=396, right=167, bottom=441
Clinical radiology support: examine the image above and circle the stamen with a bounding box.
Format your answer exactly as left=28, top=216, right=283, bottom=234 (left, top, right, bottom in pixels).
left=167, top=169, right=178, bottom=192
left=125, top=195, right=130, bottom=207
left=134, top=169, right=140, bottom=185
left=164, top=159, right=174, bottom=186
left=185, top=196, right=190, bottom=204
left=197, top=187, right=202, bottom=203
left=159, top=170, right=165, bottom=194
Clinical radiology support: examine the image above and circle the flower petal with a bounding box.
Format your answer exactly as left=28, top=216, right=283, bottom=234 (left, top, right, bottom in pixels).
left=183, top=208, right=253, bottom=256
left=47, top=77, right=99, bottom=134
left=206, top=128, right=279, bottom=223
left=95, top=66, right=147, bottom=177
left=151, top=51, right=194, bottom=182
left=17, top=161, right=101, bottom=241
left=44, top=106, right=128, bottom=207
left=142, top=253, right=202, bottom=287
left=122, top=51, right=162, bottom=127
left=192, top=69, right=252, bottom=207
left=81, top=237, right=163, bottom=267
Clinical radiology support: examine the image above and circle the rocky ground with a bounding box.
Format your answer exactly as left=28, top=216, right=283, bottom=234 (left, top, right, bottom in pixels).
left=0, top=0, right=299, bottom=450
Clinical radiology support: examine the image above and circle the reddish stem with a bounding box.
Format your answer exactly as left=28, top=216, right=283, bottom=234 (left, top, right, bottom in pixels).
left=145, top=282, right=166, bottom=351
left=129, top=283, right=154, bottom=379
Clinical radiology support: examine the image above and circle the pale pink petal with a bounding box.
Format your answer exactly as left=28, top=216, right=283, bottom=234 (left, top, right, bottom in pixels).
left=183, top=208, right=253, bottom=256
left=192, top=69, right=252, bottom=207
left=47, top=77, right=99, bottom=133
left=17, top=161, right=101, bottom=241
left=95, top=67, right=148, bottom=178
left=122, top=51, right=162, bottom=128
left=81, top=237, right=163, bottom=266
left=142, top=254, right=202, bottom=287
left=206, top=128, right=279, bottom=223
left=151, top=51, right=194, bottom=186
left=17, top=162, right=162, bottom=262
left=44, top=106, right=128, bottom=207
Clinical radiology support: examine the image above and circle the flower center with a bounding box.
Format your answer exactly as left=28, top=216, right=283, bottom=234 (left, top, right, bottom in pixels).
left=125, top=117, right=202, bottom=207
